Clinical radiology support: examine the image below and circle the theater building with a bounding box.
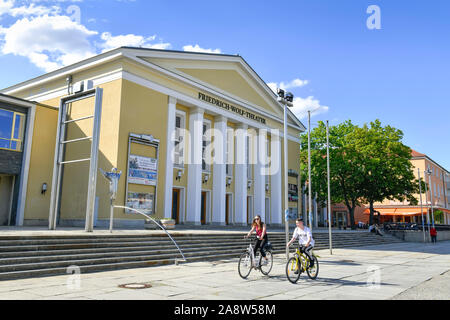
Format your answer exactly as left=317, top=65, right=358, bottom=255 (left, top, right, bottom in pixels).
left=0, top=47, right=305, bottom=229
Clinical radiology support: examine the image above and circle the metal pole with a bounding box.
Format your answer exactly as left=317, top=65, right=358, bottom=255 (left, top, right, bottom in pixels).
left=308, top=111, right=312, bottom=230
left=424, top=171, right=431, bottom=242
left=109, top=199, right=114, bottom=233
left=283, top=101, right=290, bottom=261
left=326, top=120, right=333, bottom=255
left=418, top=169, right=425, bottom=243
left=428, top=173, right=435, bottom=228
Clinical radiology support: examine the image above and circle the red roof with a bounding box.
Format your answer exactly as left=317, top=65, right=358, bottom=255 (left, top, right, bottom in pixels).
left=411, top=149, right=426, bottom=158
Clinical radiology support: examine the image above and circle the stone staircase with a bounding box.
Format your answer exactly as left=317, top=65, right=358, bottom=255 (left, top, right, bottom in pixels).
left=0, top=231, right=403, bottom=280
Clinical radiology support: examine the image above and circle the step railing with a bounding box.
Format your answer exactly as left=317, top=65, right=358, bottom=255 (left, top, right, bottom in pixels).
left=113, top=205, right=186, bottom=264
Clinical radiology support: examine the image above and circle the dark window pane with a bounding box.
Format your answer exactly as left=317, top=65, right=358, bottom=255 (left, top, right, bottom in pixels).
left=0, top=139, right=10, bottom=149
left=13, top=114, right=24, bottom=140
left=0, top=109, right=14, bottom=140
left=10, top=141, right=18, bottom=151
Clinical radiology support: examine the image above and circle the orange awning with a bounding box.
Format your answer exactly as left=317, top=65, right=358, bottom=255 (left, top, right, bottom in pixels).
left=363, top=208, right=427, bottom=216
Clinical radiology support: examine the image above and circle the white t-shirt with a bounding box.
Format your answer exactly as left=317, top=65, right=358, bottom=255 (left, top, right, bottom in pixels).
left=293, top=226, right=315, bottom=247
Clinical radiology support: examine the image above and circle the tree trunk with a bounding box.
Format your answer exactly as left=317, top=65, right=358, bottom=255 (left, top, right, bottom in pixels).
left=349, top=206, right=356, bottom=230
left=345, top=203, right=357, bottom=230
left=369, top=201, right=375, bottom=226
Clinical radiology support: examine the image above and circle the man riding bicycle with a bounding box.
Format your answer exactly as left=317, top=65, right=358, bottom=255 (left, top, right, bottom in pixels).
left=287, top=218, right=315, bottom=269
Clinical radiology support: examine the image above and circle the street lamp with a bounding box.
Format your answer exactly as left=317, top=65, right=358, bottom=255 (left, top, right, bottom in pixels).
left=277, top=88, right=294, bottom=261
left=425, top=168, right=436, bottom=228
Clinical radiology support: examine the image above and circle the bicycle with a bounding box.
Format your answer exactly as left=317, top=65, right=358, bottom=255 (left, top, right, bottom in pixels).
left=238, top=236, right=273, bottom=279
left=285, top=244, right=319, bottom=284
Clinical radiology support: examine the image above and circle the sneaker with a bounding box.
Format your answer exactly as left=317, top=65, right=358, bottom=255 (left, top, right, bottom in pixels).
left=262, top=259, right=269, bottom=266
left=294, top=269, right=299, bottom=274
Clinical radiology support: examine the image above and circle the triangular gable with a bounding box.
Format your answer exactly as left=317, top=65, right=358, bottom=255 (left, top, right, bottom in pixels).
left=141, top=56, right=285, bottom=118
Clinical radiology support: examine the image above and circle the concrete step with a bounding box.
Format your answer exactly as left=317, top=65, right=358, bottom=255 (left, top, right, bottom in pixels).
left=0, top=232, right=403, bottom=280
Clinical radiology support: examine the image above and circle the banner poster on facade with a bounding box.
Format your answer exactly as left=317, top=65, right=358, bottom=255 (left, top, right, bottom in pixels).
left=128, top=154, right=158, bottom=186
left=126, top=192, right=154, bottom=215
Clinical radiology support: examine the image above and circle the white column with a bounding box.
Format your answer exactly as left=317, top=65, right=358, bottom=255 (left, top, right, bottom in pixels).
left=163, top=96, right=176, bottom=219
left=254, top=128, right=266, bottom=223
left=186, top=107, right=204, bottom=225
left=234, top=123, right=248, bottom=226
left=271, top=133, right=282, bottom=225
left=212, top=116, right=227, bottom=225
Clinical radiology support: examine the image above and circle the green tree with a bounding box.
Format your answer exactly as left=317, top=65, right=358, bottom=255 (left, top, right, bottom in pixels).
left=300, top=119, right=424, bottom=229
left=350, top=120, right=425, bottom=225
left=300, top=120, right=364, bottom=229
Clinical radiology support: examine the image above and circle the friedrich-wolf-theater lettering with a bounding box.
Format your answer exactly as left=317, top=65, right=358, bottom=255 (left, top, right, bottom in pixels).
left=198, top=92, right=266, bottom=124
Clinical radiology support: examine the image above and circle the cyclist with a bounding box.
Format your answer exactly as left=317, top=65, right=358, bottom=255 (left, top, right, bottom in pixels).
left=245, top=215, right=269, bottom=266
left=287, top=218, right=315, bottom=269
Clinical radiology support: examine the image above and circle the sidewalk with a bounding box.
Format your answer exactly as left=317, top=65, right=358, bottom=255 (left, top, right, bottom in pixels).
left=0, top=240, right=448, bottom=300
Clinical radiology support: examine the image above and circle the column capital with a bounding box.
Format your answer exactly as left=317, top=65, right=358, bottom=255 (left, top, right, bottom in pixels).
left=214, top=115, right=227, bottom=123
left=190, top=106, right=204, bottom=115
left=168, top=96, right=177, bottom=105
left=236, top=123, right=248, bottom=130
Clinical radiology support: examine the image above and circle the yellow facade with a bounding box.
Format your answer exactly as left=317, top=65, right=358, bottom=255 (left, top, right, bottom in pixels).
left=2, top=48, right=305, bottom=228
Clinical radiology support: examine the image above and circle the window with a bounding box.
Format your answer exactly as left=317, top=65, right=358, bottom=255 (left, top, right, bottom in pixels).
left=246, top=135, right=252, bottom=180
left=0, top=108, right=26, bottom=152
left=202, top=120, right=211, bottom=172
left=226, top=127, right=233, bottom=176
left=174, top=112, right=185, bottom=167
left=265, top=139, right=270, bottom=186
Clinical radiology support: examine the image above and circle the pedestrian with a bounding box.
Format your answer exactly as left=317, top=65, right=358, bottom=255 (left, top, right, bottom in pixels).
left=430, top=227, right=437, bottom=243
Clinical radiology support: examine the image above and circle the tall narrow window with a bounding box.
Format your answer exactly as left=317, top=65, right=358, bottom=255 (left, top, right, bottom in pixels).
left=0, top=108, right=26, bottom=152
left=174, top=113, right=185, bottom=168
left=202, top=121, right=211, bottom=172
left=246, top=135, right=252, bottom=180
left=226, top=127, right=233, bottom=176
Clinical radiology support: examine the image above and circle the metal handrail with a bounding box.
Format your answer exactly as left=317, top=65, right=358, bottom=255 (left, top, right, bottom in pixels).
left=112, top=205, right=186, bottom=263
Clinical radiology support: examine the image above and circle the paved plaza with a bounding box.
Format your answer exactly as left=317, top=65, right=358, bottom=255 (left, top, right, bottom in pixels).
left=0, top=240, right=449, bottom=300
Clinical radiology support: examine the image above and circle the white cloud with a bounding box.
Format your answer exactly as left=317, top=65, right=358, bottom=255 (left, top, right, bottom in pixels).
left=0, top=1, right=172, bottom=72
left=267, top=78, right=309, bottom=93
left=183, top=44, right=221, bottom=54
left=291, top=96, right=329, bottom=119
left=0, top=0, right=14, bottom=17
left=100, top=32, right=170, bottom=52
left=0, top=14, right=97, bottom=72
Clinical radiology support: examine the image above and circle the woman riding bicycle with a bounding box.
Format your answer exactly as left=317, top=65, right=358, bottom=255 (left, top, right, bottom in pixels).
left=245, top=215, right=269, bottom=265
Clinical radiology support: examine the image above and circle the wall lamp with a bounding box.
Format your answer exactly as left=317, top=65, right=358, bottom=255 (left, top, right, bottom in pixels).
left=176, top=169, right=183, bottom=181
left=226, top=177, right=232, bottom=187
left=265, top=184, right=270, bottom=192
left=247, top=180, right=253, bottom=189
left=203, top=174, right=209, bottom=184
left=41, top=183, right=48, bottom=195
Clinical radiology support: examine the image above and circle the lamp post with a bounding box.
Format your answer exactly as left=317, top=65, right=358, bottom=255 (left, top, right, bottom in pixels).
left=308, top=111, right=312, bottom=230
left=423, top=170, right=431, bottom=241
left=426, top=169, right=436, bottom=229
left=326, top=121, right=333, bottom=254
left=418, top=169, right=426, bottom=243
left=277, top=88, right=294, bottom=261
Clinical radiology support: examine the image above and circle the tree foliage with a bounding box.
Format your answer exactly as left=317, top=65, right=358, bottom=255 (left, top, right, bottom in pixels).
left=300, top=119, right=424, bottom=229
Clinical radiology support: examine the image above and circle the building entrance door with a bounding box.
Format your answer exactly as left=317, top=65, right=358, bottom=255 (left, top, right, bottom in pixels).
left=0, top=175, right=14, bottom=226
left=172, top=189, right=180, bottom=224
left=201, top=191, right=207, bottom=225
left=225, top=194, right=231, bottom=225
left=247, top=196, right=253, bottom=224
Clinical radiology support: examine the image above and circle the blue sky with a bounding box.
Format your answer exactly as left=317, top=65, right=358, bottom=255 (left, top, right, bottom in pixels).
left=1, top=0, right=449, bottom=169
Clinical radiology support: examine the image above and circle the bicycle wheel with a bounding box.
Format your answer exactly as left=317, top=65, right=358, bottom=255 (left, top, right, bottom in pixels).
left=260, top=250, right=273, bottom=275
left=286, top=257, right=301, bottom=284
left=238, top=251, right=252, bottom=279
left=306, top=255, right=319, bottom=280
